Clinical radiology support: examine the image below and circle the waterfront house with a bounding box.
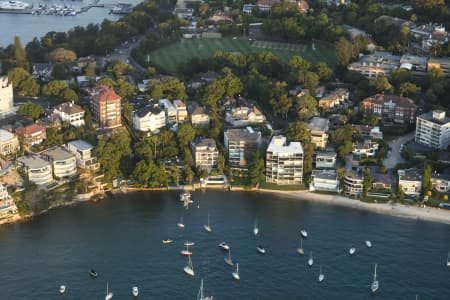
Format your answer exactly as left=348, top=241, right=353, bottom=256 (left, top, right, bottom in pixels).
left=348, top=51, right=401, bottom=78
left=266, top=135, right=303, bottom=185
left=361, top=93, right=417, bottom=124
left=314, top=151, right=337, bottom=169
left=90, top=85, right=122, bottom=129
left=15, top=124, right=46, bottom=150
left=309, top=169, right=339, bottom=192
left=0, top=76, right=15, bottom=119
left=224, top=127, right=261, bottom=172
left=308, top=117, right=329, bottom=150
left=0, top=129, right=19, bottom=156
left=187, top=102, right=210, bottom=128
left=158, top=99, right=177, bottom=125
left=344, top=168, right=364, bottom=197
left=431, top=170, right=450, bottom=193
left=41, top=146, right=77, bottom=180
left=66, top=140, right=99, bottom=170
left=370, top=166, right=393, bottom=193
left=17, top=155, right=53, bottom=186
left=398, top=168, right=422, bottom=196
left=191, top=138, right=219, bottom=172
left=0, top=184, right=17, bottom=218
left=133, top=104, right=166, bottom=133
left=173, top=100, right=188, bottom=123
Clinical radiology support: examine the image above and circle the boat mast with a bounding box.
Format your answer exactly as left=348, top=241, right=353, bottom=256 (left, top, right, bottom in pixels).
left=374, top=264, right=377, bottom=281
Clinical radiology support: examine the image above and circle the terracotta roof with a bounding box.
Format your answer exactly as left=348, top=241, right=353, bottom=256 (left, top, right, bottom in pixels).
left=15, top=124, right=45, bottom=136
left=54, top=102, right=85, bottom=115
left=363, top=94, right=417, bottom=108
left=92, top=85, right=121, bottom=103
left=297, top=0, right=309, bottom=11
left=257, top=0, right=280, bottom=6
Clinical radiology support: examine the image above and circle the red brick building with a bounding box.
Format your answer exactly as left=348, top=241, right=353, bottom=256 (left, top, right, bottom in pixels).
left=15, top=124, right=46, bottom=150
left=90, top=85, right=122, bottom=129
left=361, top=93, right=417, bottom=124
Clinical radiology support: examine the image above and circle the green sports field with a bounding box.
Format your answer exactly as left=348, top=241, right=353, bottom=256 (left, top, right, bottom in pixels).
left=148, top=38, right=335, bottom=73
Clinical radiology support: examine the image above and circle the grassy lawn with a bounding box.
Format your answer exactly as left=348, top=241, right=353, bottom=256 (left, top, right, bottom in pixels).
left=148, top=38, right=335, bottom=73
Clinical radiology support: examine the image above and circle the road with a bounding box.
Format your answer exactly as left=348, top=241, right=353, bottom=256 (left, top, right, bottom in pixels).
left=382, top=131, right=416, bottom=169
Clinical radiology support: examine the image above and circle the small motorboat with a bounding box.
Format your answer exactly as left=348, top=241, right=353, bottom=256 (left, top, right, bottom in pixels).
left=89, top=269, right=98, bottom=278
left=180, top=244, right=192, bottom=256
left=365, top=240, right=372, bottom=248
left=447, top=252, right=450, bottom=268
left=232, top=263, right=240, bottom=280
left=132, top=286, right=139, bottom=297
left=180, top=191, right=191, bottom=202
left=162, top=239, right=173, bottom=244
left=308, top=252, right=314, bottom=267
left=219, top=242, right=230, bottom=251
left=300, top=229, right=308, bottom=238
left=59, top=285, right=66, bottom=294
left=184, top=241, right=195, bottom=246
left=257, top=245, right=266, bottom=254
left=177, top=217, right=185, bottom=228
left=349, top=247, right=356, bottom=256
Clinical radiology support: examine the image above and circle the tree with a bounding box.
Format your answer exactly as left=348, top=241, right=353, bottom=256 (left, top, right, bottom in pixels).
left=184, top=165, right=194, bottom=184
left=363, top=167, right=373, bottom=196
left=222, top=67, right=243, bottom=97
left=315, top=62, right=333, bottom=81
left=149, top=79, right=187, bottom=100
left=42, top=80, right=69, bottom=97
left=52, top=64, right=71, bottom=80
left=335, top=37, right=352, bottom=68
left=248, top=151, right=265, bottom=186
left=17, top=102, right=44, bottom=120
left=107, top=60, right=133, bottom=80
left=97, top=77, right=116, bottom=88
left=84, top=63, right=96, bottom=79
left=296, top=95, right=317, bottom=120
left=48, top=48, right=77, bottom=63
left=304, top=72, right=319, bottom=96
left=7, top=67, right=39, bottom=97
left=115, top=79, right=137, bottom=99
left=287, top=121, right=310, bottom=144
left=422, top=164, right=432, bottom=195
left=131, top=160, right=150, bottom=186
left=177, top=123, right=195, bottom=147
left=14, top=36, right=27, bottom=69
left=399, top=82, right=421, bottom=97
left=369, top=76, right=393, bottom=93
left=331, top=125, right=354, bottom=158
left=170, top=164, right=180, bottom=186
left=269, top=81, right=291, bottom=119
left=60, top=88, right=79, bottom=102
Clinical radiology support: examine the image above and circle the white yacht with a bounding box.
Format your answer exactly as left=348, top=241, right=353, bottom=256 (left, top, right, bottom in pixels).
left=132, top=286, right=138, bottom=297
left=447, top=252, right=450, bottom=268
left=180, top=244, right=192, bottom=256
left=203, top=214, right=212, bottom=233
left=162, top=239, right=173, bottom=244
left=232, top=263, right=240, bottom=280
left=308, top=251, right=314, bottom=267
left=219, top=242, right=230, bottom=251
left=184, top=255, right=195, bottom=276
left=224, top=249, right=233, bottom=266
left=180, top=191, right=191, bottom=202
left=177, top=217, right=185, bottom=228
left=318, top=265, right=324, bottom=282
left=253, top=220, right=259, bottom=236
left=0, top=1, right=31, bottom=10
left=300, top=229, right=308, bottom=238
left=371, top=264, right=379, bottom=293
left=59, top=285, right=66, bottom=294
left=197, top=279, right=213, bottom=300
left=297, top=238, right=304, bottom=255
left=184, top=241, right=195, bottom=246
left=365, top=240, right=372, bottom=248
left=349, top=246, right=356, bottom=256
left=105, top=283, right=113, bottom=300
left=256, top=245, right=266, bottom=254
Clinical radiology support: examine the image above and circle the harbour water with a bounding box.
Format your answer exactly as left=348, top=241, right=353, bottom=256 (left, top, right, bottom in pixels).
left=0, top=190, right=449, bottom=299
left=0, top=0, right=140, bottom=47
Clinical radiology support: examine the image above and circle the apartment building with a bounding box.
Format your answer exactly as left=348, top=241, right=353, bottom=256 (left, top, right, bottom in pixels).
left=191, top=138, right=219, bottom=171
left=66, top=140, right=99, bottom=170
left=41, top=146, right=77, bottom=179
left=361, top=93, right=417, bottom=124
left=344, top=169, right=364, bottom=197
left=17, top=155, right=53, bottom=186
left=173, top=100, right=188, bottom=123
left=0, top=76, right=15, bottom=119
left=309, top=169, right=339, bottom=192
left=224, top=127, right=261, bottom=171
left=415, top=110, right=450, bottom=149
left=398, top=168, right=422, bottom=196
left=308, top=117, right=329, bottom=149
left=133, top=104, right=166, bottom=133
left=90, top=85, right=122, bottom=129
left=0, top=129, right=19, bottom=156
left=266, top=135, right=303, bottom=185
left=53, top=102, right=85, bottom=127
left=15, top=124, right=46, bottom=150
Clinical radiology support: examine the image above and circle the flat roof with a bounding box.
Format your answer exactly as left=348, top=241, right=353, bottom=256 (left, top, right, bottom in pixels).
left=312, top=169, right=338, bottom=180
left=17, top=155, right=50, bottom=169
left=267, top=135, right=303, bottom=154
left=42, top=146, right=75, bottom=161
left=418, top=111, right=450, bottom=125
left=0, top=129, right=15, bottom=143
left=225, top=128, right=261, bottom=142
left=308, top=117, right=329, bottom=132
left=67, top=140, right=94, bottom=151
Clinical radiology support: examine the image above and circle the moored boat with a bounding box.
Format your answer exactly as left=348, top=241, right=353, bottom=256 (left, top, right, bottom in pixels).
left=219, top=242, right=230, bottom=251
left=132, top=286, right=138, bottom=297
left=256, top=245, right=266, bottom=254
left=89, top=268, right=98, bottom=278
left=59, top=285, right=66, bottom=294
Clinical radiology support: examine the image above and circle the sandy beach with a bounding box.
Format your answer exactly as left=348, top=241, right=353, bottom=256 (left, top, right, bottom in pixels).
left=256, top=189, right=450, bottom=225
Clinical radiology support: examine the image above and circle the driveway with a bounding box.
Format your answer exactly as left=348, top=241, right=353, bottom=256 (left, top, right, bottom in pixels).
left=382, top=131, right=415, bottom=169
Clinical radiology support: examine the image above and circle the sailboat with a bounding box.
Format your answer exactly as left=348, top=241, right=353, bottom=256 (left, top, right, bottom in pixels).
left=59, top=285, right=66, bottom=294
left=300, top=229, right=308, bottom=238
left=349, top=246, right=356, bottom=256
left=308, top=251, right=314, bottom=267
left=132, top=286, right=139, bottom=297
left=203, top=214, right=212, bottom=233
left=232, top=263, right=240, bottom=280
left=197, top=279, right=213, bottom=300
left=180, top=244, right=192, bottom=256
left=318, top=265, right=324, bottom=282
left=253, top=220, right=259, bottom=236
left=365, top=240, right=372, bottom=248
left=177, top=217, right=185, bottom=228
left=297, top=238, right=304, bottom=255
left=447, top=252, right=450, bottom=267
left=371, top=264, right=379, bottom=293
left=224, top=249, right=233, bottom=266
left=184, top=255, right=195, bottom=276
left=105, top=282, right=113, bottom=300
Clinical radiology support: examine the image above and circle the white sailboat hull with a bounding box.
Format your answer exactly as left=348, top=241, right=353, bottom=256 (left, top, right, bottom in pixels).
left=365, top=240, right=372, bottom=248
left=308, top=259, right=314, bottom=267
left=297, top=248, right=304, bottom=255
left=371, top=281, right=379, bottom=293
left=300, top=230, right=308, bottom=238
left=232, top=272, right=240, bottom=280
left=184, top=266, right=195, bottom=276
left=318, top=274, right=324, bottom=282
left=203, top=224, right=212, bottom=232
left=132, top=287, right=139, bottom=297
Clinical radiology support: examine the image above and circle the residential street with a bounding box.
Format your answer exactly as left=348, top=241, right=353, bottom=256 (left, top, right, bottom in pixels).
left=382, top=131, right=416, bottom=168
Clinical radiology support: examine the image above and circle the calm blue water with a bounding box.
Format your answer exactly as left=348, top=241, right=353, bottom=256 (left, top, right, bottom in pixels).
left=0, top=191, right=449, bottom=299
left=0, top=0, right=140, bottom=47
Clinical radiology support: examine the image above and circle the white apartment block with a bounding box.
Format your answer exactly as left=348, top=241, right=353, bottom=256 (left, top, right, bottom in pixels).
left=415, top=110, right=450, bottom=149
left=173, top=100, right=188, bottom=123
left=53, top=102, right=85, bottom=127
left=41, top=146, right=77, bottom=179
left=0, top=76, right=15, bottom=119
left=66, top=140, right=99, bottom=170
left=191, top=138, right=219, bottom=171
left=158, top=99, right=177, bottom=124
left=133, top=105, right=166, bottom=133
left=17, top=155, right=53, bottom=186
left=309, top=169, right=339, bottom=192
left=266, top=135, right=304, bottom=185
left=0, top=184, right=17, bottom=218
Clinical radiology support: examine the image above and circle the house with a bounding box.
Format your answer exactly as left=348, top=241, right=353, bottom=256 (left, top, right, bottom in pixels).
left=344, top=168, right=364, bottom=197
left=32, top=63, right=53, bottom=81
left=398, top=168, right=422, bottom=196
left=158, top=99, right=177, bottom=124
left=374, top=15, right=415, bottom=29
left=415, top=110, right=450, bottom=150
left=308, top=117, right=329, bottom=149
left=348, top=51, right=401, bottom=78
left=173, top=7, right=194, bottom=19
left=309, top=169, right=339, bottom=192
left=318, top=88, right=349, bottom=110
left=74, top=55, right=96, bottom=70
left=427, top=57, right=450, bottom=77
left=133, top=104, right=166, bottom=133
left=173, top=100, right=188, bottom=123
left=243, top=3, right=255, bottom=13
left=0, top=129, right=19, bottom=156
left=370, top=166, right=393, bottom=192
left=266, top=135, right=303, bottom=185
left=352, top=140, right=379, bottom=158
left=225, top=103, right=265, bottom=127
left=41, top=146, right=77, bottom=179
left=353, top=125, right=383, bottom=140
left=297, top=0, right=309, bottom=13
left=431, top=170, right=450, bottom=193
left=0, top=76, right=15, bottom=119
left=224, top=127, right=261, bottom=171
left=257, top=0, right=280, bottom=11
left=0, top=184, right=17, bottom=218
left=188, top=102, right=210, bottom=128
left=53, top=102, right=85, bottom=127
left=90, top=85, right=122, bottom=129
left=15, top=124, right=46, bottom=150
left=191, top=138, right=219, bottom=171
left=314, top=151, right=337, bottom=169
left=17, top=155, right=53, bottom=186
left=361, top=93, right=417, bottom=124
left=66, top=140, right=99, bottom=170
left=37, top=114, right=62, bottom=130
